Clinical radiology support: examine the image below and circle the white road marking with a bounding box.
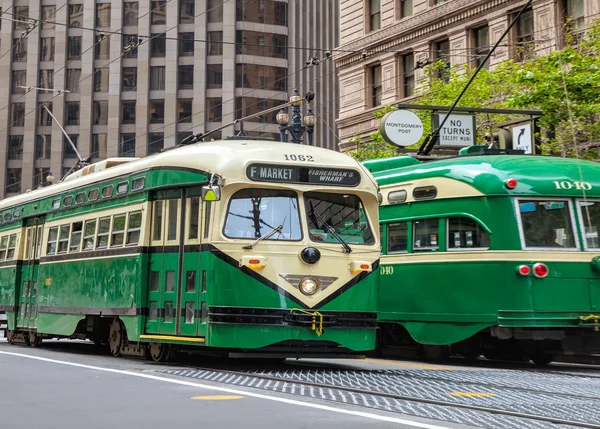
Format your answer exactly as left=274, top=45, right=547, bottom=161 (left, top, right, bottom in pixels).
left=0, top=350, right=448, bottom=428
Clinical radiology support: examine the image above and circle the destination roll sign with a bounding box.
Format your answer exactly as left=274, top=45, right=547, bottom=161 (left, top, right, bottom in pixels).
left=247, top=163, right=360, bottom=187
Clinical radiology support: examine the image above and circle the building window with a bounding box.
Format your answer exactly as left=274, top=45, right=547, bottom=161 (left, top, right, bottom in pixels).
left=42, top=6, right=56, bottom=29
left=370, top=65, right=382, bottom=107
left=38, top=103, right=53, bottom=126
left=179, top=33, right=195, bottom=56
left=66, top=102, right=80, bottom=126
left=151, top=33, right=166, bottom=57
left=148, top=133, right=164, bottom=155
left=207, top=31, right=223, bottom=55
left=40, top=37, right=55, bottom=61
left=150, top=66, right=166, bottom=90
left=95, top=35, right=110, bottom=59
left=96, top=3, right=111, bottom=28
left=14, top=6, right=29, bottom=30
left=64, top=135, right=79, bottom=158
left=178, top=65, right=194, bottom=89
left=68, top=36, right=82, bottom=60
left=93, top=101, right=109, bottom=125
left=69, top=5, right=83, bottom=27
left=207, top=0, right=224, bottom=22
left=124, top=2, right=139, bottom=26
left=5, top=169, right=21, bottom=194
left=434, top=39, right=450, bottom=81
left=235, top=64, right=287, bottom=91
left=36, top=135, right=52, bottom=160
left=369, top=0, right=381, bottom=31
left=401, top=53, right=415, bottom=97
left=12, top=71, right=26, bottom=93
left=122, top=34, right=139, bottom=58
left=564, top=0, right=585, bottom=43
left=122, top=101, right=136, bottom=124
left=207, top=64, right=223, bottom=89
left=91, top=134, right=107, bottom=159
left=39, top=70, right=54, bottom=89
left=122, top=67, right=137, bottom=91
left=399, top=0, right=412, bottom=18
left=515, top=8, right=534, bottom=61
left=66, top=69, right=81, bottom=93
left=94, top=68, right=109, bottom=92
left=13, top=38, right=27, bottom=62
left=206, top=98, right=222, bottom=122
left=150, top=100, right=165, bottom=123
left=180, top=0, right=195, bottom=23
left=8, top=136, right=23, bottom=159
left=178, top=100, right=192, bottom=122
left=34, top=168, right=51, bottom=187
left=235, top=31, right=287, bottom=59
left=473, top=26, right=490, bottom=69
left=120, top=134, right=136, bottom=157
left=151, top=1, right=167, bottom=25
left=11, top=103, right=25, bottom=127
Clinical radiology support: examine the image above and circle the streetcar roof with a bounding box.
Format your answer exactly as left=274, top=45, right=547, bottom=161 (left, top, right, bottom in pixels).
left=366, top=154, right=600, bottom=197
left=0, top=140, right=377, bottom=209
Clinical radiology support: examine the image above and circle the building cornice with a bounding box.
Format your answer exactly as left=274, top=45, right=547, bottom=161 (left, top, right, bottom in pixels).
left=335, top=0, right=522, bottom=67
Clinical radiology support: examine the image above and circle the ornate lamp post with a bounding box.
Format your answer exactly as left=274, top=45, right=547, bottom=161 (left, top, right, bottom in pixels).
left=276, top=89, right=316, bottom=145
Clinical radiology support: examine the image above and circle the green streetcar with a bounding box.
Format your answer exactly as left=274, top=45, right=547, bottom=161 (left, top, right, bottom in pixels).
left=0, top=138, right=381, bottom=361
left=365, top=148, right=600, bottom=364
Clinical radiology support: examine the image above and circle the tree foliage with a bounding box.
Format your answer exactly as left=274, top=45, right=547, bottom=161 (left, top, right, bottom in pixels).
left=348, top=19, right=600, bottom=162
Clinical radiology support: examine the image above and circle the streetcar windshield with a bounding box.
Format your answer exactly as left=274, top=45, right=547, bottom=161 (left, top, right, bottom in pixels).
left=304, top=192, right=375, bottom=245
left=518, top=199, right=576, bottom=249
left=577, top=200, right=600, bottom=249
left=224, top=188, right=302, bottom=240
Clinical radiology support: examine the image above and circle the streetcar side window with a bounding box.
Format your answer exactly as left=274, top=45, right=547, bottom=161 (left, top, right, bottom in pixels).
left=83, top=220, right=97, bottom=250
left=388, top=222, right=408, bottom=253
left=116, top=182, right=128, bottom=195
left=577, top=200, right=600, bottom=250
left=132, top=177, right=145, bottom=191
left=188, top=197, right=200, bottom=241
left=57, top=224, right=71, bottom=253
left=0, top=236, right=8, bottom=259
left=167, top=199, right=179, bottom=242
left=75, top=193, right=85, bottom=205
left=102, top=185, right=114, bottom=198
left=447, top=217, right=490, bottom=250
left=153, top=201, right=164, bottom=241
left=88, top=189, right=99, bottom=202
left=63, top=196, right=74, bottom=207
left=111, top=214, right=126, bottom=247
left=46, top=227, right=59, bottom=255
left=70, top=222, right=83, bottom=252
left=127, top=212, right=142, bottom=246
left=413, top=218, right=439, bottom=252
left=7, top=234, right=17, bottom=259
left=96, top=217, right=111, bottom=249
left=517, top=199, right=576, bottom=249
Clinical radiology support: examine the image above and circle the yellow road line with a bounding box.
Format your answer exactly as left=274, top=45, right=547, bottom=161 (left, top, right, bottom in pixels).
left=449, top=392, right=496, bottom=397
left=353, top=358, right=453, bottom=371
left=139, top=334, right=205, bottom=343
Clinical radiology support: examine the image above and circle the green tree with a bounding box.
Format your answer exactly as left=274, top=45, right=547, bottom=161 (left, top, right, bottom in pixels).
left=349, top=19, right=600, bottom=162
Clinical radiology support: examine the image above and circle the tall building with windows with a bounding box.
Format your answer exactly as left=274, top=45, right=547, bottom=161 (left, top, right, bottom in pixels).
left=335, top=0, right=598, bottom=150
left=0, top=0, right=339, bottom=198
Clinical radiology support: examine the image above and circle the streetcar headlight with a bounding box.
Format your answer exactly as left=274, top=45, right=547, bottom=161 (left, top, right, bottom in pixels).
left=299, top=277, right=319, bottom=295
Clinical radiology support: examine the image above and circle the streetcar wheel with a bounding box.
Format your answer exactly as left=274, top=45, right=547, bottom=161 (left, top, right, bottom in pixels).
left=108, top=319, right=124, bottom=357
left=28, top=332, right=42, bottom=347
left=148, top=342, right=171, bottom=363
left=6, top=329, right=15, bottom=344
left=418, top=345, right=450, bottom=362
left=530, top=353, right=554, bottom=366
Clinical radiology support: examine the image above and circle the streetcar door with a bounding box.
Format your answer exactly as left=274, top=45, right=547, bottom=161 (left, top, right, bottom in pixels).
left=179, top=189, right=207, bottom=338
left=146, top=190, right=182, bottom=336
left=17, top=217, right=44, bottom=330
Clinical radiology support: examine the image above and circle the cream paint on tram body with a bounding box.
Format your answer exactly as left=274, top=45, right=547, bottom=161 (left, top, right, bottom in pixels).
left=382, top=250, right=600, bottom=265
left=380, top=177, right=484, bottom=205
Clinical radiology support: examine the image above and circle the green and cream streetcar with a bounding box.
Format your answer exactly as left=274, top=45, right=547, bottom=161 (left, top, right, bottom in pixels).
left=0, top=138, right=380, bottom=361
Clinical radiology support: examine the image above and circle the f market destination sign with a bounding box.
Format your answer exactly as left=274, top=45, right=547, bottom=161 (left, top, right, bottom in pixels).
left=379, top=110, right=424, bottom=147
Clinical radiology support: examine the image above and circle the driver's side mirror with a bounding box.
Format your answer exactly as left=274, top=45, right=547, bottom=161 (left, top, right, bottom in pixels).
left=201, top=185, right=221, bottom=202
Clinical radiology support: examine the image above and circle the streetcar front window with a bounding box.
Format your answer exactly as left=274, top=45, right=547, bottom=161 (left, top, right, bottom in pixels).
left=224, top=188, right=302, bottom=240
left=577, top=200, right=600, bottom=249
left=304, top=192, right=375, bottom=245
left=518, top=199, right=576, bottom=249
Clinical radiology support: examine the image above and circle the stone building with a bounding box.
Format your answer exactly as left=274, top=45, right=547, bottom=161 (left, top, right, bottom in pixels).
left=335, top=0, right=599, bottom=150
left=0, top=0, right=339, bottom=198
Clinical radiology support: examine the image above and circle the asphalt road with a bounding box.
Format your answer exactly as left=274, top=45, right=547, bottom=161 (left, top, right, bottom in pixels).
left=0, top=340, right=475, bottom=429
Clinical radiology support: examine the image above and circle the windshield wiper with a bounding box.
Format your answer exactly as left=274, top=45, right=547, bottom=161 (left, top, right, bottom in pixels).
left=242, top=217, right=286, bottom=250
left=309, top=203, right=352, bottom=253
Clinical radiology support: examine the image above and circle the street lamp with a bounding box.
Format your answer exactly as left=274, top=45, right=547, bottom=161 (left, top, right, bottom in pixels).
left=276, top=89, right=316, bottom=145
